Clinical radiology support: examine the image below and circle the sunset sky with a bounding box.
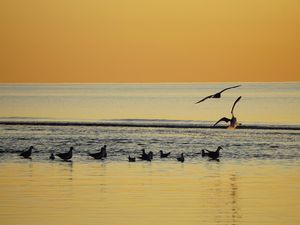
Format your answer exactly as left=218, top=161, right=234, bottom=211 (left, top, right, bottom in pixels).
left=0, top=0, right=299, bottom=83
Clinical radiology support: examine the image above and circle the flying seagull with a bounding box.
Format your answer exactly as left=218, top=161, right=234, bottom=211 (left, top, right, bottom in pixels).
left=213, top=96, right=242, bottom=129
left=195, top=85, right=241, bottom=104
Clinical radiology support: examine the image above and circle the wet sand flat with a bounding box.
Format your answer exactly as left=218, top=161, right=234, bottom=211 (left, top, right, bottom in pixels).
left=0, top=161, right=299, bottom=225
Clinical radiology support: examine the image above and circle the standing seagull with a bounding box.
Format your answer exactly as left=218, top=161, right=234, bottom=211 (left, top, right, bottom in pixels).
left=49, top=153, right=55, bottom=160
left=20, top=146, right=34, bottom=159
left=213, top=96, right=242, bottom=129
left=177, top=153, right=185, bottom=163
left=160, top=150, right=171, bottom=158
left=139, top=149, right=148, bottom=160
left=195, top=85, right=241, bottom=104
left=101, top=145, right=107, bottom=158
left=56, top=147, right=73, bottom=161
left=88, top=145, right=106, bottom=160
left=128, top=156, right=136, bottom=162
left=205, top=146, right=222, bottom=160
left=88, top=150, right=103, bottom=159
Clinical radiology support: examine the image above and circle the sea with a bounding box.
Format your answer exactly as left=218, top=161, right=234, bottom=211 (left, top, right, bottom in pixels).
left=0, top=83, right=299, bottom=225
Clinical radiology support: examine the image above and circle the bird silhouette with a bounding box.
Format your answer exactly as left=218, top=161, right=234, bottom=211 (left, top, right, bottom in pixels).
left=201, top=149, right=209, bottom=157
left=147, top=151, right=153, bottom=161
left=213, top=96, right=242, bottom=129
left=56, top=147, right=73, bottom=161
left=177, top=153, right=184, bottom=162
left=20, top=146, right=34, bottom=159
left=88, top=145, right=107, bottom=159
left=195, top=85, right=241, bottom=104
left=101, top=145, right=107, bottom=158
left=138, top=149, right=148, bottom=160
left=160, top=150, right=171, bottom=158
left=138, top=150, right=153, bottom=161
left=88, top=150, right=103, bottom=159
left=49, top=153, right=55, bottom=160
left=206, top=146, right=222, bottom=160
left=128, top=155, right=136, bottom=162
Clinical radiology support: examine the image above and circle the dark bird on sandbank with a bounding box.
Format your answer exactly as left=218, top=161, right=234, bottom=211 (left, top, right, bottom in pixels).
left=56, top=147, right=73, bottom=161
left=195, top=85, right=241, bottom=104
left=88, top=145, right=107, bottom=159
left=213, top=96, right=242, bottom=129
left=177, top=153, right=184, bottom=163
left=202, top=146, right=223, bottom=160
left=49, top=153, right=55, bottom=160
left=128, top=155, right=136, bottom=162
left=20, top=146, right=34, bottom=159
left=160, top=150, right=171, bottom=158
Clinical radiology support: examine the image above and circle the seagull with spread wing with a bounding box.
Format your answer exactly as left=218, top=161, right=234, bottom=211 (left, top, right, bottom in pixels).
left=213, top=96, right=242, bottom=129
left=195, top=85, right=241, bottom=104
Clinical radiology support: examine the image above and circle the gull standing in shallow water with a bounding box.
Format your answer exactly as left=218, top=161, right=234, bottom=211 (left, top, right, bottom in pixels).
left=88, top=145, right=106, bottom=159
left=20, top=146, right=34, bottom=159
left=195, top=85, right=241, bottom=104
left=138, top=149, right=148, bottom=160
left=160, top=150, right=171, bottom=158
left=202, top=146, right=223, bottom=160
left=49, top=153, right=55, bottom=160
left=128, top=156, right=136, bottom=162
left=213, top=96, right=242, bottom=129
left=177, top=153, right=184, bottom=163
left=56, top=147, right=73, bottom=161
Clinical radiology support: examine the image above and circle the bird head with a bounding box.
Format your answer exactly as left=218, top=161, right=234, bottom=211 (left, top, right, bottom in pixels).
left=217, top=146, right=223, bottom=151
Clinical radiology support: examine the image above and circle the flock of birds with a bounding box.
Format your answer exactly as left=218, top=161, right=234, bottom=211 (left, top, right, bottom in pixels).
left=18, top=145, right=223, bottom=163
left=18, top=85, right=242, bottom=163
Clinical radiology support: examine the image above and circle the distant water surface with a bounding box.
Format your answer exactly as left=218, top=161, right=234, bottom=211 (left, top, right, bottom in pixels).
left=0, top=83, right=299, bottom=124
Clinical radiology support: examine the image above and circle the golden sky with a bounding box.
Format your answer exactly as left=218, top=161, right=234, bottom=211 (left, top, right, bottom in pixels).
left=0, top=0, right=299, bottom=83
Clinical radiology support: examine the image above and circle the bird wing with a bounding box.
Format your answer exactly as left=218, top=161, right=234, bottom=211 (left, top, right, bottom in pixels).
left=195, top=95, right=213, bottom=104
left=231, top=96, right=242, bottom=114
left=56, top=153, right=64, bottom=157
left=213, top=117, right=231, bottom=126
left=219, top=85, right=241, bottom=94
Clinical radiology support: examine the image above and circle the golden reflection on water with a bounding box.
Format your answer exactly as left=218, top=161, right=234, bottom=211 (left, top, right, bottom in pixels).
left=0, top=161, right=299, bottom=225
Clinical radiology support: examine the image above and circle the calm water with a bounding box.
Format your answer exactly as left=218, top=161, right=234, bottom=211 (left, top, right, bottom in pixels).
left=0, top=83, right=299, bottom=124
left=0, top=83, right=300, bottom=224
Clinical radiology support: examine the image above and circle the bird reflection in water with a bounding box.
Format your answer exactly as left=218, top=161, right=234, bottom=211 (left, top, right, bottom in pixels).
left=230, top=173, right=242, bottom=225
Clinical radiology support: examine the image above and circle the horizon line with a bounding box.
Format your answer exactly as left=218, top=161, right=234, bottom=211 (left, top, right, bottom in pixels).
left=1, top=81, right=300, bottom=85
